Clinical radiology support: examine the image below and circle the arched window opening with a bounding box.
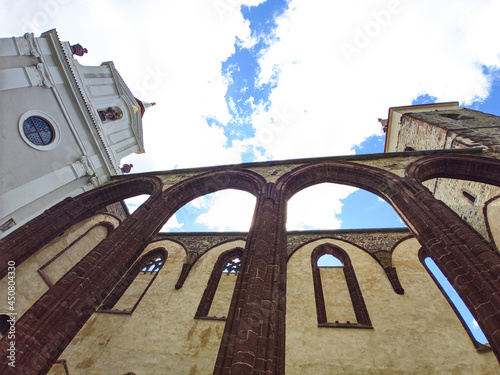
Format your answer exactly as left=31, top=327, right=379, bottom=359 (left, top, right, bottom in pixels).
left=287, top=183, right=405, bottom=231
left=141, top=256, right=164, bottom=272
left=99, top=248, right=167, bottom=314
left=38, top=221, right=114, bottom=288
left=317, top=253, right=343, bottom=267
left=98, top=106, right=123, bottom=122
left=421, top=255, right=490, bottom=351
left=195, top=248, right=243, bottom=320
left=311, top=244, right=372, bottom=328
left=404, top=146, right=416, bottom=151
left=162, top=189, right=256, bottom=233
left=485, top=195, right=500, bottom=248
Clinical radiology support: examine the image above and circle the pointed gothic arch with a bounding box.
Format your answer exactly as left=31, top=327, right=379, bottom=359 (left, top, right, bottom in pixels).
left=0, top=168, right=267, bottom=375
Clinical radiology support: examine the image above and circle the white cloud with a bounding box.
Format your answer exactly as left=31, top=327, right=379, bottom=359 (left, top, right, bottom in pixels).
left=195, top=190, right=256, bottom=231
left=3, top=1, right=500, bottom=231
left=124, top=195, right=150, bottom=214
left=161, top=214, right=184, bottom=232
left=125, top=194, right=183, bottom=230
left=250, top=0, right=500, bottom=161
left=287, top=183, right=356, bottom=230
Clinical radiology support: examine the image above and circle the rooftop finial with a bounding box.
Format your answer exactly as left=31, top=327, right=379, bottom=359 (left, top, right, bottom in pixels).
left=134, top=98, right=156, bottom=117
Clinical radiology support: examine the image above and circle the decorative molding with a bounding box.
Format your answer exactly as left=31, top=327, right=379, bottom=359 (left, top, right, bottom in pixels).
left=23, top=32, right=40, bottom=57
left=71, top=156, right=95, bottom=178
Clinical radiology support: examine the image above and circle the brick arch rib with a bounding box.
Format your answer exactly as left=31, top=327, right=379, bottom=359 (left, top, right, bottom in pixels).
left=0, top=168, right=266, bottom=375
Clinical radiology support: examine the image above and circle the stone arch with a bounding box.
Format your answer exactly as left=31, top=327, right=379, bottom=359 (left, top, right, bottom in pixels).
left=0, top=176, right=163, bottom=280
left=277, top=160, right=405, bottom=203
left=276, top=161, right=414, bottom=236
left=277, top=159, right=500, bottom=362
left=160, top=168, right=267, bottom=215
left=406, top=154, right=500, bottom=187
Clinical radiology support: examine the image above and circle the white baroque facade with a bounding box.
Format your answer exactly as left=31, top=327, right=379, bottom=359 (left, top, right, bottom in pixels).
left=0, top=29, right=148, bottom=238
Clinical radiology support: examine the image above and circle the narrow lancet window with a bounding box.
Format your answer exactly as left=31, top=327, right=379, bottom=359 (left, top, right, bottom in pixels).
left=99, top=248, right=167, bottom=314
left=195, top=248, right=243, bottom=320
left=311, top=244, right=372, bottom=328
left=421, top=253, right=490, bottom=351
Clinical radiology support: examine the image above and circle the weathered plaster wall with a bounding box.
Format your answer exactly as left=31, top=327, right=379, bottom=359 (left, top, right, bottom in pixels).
left=0, top=213, right=119, bottom=316
left=392, top=239, right=499, bottom=373
left=32, top=226, right=500, bottom=374
left=430, top=178, right=500, bottom=239
left=285, top=237, right=500, bottom=374
left=54, top=239, right=245, bottom=375
left=209, top=272, right=237, bottom=319
left=320, top=266, right=356, bottom=323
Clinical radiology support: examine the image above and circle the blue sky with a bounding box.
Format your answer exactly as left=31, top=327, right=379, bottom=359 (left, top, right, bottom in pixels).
left=61, top=0, right=500, bottom=234
left=4, top=0, right=492, bottom=234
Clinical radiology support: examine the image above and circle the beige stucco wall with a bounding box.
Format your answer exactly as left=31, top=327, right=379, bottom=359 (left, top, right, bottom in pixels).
left=0, top=213, right=119, bottom=317
left=285, top=238, right=500, bottom=374
left=53, top=239, right=245, bottom=375
left=210, top=272, right=237, bottom=319
left=320, top=266, right=356, bottom=323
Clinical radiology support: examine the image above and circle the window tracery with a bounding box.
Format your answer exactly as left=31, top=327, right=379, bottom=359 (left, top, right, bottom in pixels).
left=222, top=256, right=241, bottom=274
left=99, top=248, right=167, bottom=314
left=195, top=248, right=243, bottom=320
left=23, top=116, right=54, bottom=146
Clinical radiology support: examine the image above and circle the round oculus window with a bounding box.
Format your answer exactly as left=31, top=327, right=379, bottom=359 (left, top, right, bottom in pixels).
left=22, top=116, right=54, bottom=146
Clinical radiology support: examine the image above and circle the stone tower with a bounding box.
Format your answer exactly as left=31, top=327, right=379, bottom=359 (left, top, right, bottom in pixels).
left=386, top=102, right=500, bottom=242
